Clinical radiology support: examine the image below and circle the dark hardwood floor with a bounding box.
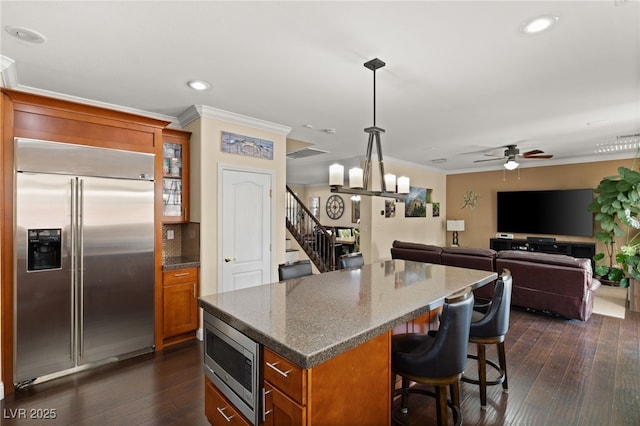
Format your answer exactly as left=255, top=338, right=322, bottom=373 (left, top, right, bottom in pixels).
left=2, top=307, right=639, bottom=425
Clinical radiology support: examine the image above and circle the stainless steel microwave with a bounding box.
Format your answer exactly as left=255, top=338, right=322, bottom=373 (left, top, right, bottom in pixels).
left=203, top=311, right=261, bottom=425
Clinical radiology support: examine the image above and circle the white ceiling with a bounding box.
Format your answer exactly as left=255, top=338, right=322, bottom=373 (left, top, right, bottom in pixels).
left=2, top=1, right=639, bottom=185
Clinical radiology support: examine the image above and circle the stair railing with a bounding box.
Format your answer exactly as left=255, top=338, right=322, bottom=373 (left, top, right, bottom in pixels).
left=285, top=185, right=337, bottom=272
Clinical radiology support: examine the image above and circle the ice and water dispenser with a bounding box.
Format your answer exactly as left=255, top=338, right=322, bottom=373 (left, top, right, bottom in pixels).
left=27, top=229, right=62, bottom=271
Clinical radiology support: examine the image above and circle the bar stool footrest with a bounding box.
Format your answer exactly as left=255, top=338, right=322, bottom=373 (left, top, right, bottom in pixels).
left=461, top=354, right=505, bottom=386
left=392, top=387, right=462, bottom=426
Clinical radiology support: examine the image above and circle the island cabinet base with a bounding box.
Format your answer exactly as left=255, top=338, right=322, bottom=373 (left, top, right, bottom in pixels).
left=204, top=331, right=392, bottom=425
left=264, top=331, right=392, bottom=426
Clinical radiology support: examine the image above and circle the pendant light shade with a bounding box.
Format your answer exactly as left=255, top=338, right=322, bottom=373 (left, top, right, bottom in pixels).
left=329, top=163, right=344, bottom=186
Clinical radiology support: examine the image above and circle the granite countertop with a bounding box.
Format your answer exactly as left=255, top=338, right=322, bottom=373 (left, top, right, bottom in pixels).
left=162, top=256, right=200, bottom=270
left=198, top=259, right=497, bottom=369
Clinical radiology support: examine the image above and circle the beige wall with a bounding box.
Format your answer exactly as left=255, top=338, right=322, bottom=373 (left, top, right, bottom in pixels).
left=188, top=116, right=287, bottom=296
left=445, top=158, right=637, bottom=255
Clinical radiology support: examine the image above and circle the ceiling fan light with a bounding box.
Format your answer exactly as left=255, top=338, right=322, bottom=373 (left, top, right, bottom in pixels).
left=504, top=160, right=519, bottom=170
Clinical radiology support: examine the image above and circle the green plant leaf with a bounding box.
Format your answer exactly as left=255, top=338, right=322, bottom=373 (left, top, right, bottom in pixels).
left=595, top=264, right=610, bottom=276
left=608, top=267, right=625, bottom=282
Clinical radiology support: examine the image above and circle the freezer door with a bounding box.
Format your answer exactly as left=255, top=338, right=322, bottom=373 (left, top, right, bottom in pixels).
left=78, top=177, right=154, bottom=365
left=15, top=173, right=75, bottom=383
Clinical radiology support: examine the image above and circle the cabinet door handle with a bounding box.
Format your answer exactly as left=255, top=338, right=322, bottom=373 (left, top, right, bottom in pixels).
left=262, top=388, right=273, bottom=421
left=266, top=361, right=292, bottom=378
left=216, top=406, right=235, bottom=422
left=173, top=272, right=189, bottom=277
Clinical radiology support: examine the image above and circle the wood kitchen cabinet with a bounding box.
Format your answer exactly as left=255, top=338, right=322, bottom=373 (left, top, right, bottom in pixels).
left=263, top=349, right=307, bottom=426
left=162, top=267, right=198, bottom=346
left=205, top=377, right=251, bottom=426
left=162, top=129, right=191, bottom=223
left=263, top=382, right=306, bottom=426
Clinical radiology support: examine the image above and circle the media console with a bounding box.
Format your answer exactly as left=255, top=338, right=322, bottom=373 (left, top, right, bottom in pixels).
left=489, top=238, right=595, bottom=262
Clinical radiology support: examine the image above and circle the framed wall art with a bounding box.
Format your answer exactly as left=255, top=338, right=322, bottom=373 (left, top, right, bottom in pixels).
left=405, top=186, right=430, bottom=218
left=221, top=131, right=274, bottom=160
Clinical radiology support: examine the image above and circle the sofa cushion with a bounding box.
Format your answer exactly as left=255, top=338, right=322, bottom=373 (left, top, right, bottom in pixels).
left=442, top=247, right=497, bottom=258
left=497, top=250, right=591, bottom=273
left=441, top=246, right=496, bottom=271
left=391, top=240, right=443, bottom=264
left=392, top=240, right=443, bottom=253
left=338, top=228, right=352, bottom=238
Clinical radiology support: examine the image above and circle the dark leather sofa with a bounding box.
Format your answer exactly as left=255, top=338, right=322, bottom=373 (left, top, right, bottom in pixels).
left=390, top=240, right=601, bottom=321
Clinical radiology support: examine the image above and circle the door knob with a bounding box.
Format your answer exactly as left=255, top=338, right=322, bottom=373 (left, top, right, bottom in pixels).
left=224, top=257, right=235, bottom=263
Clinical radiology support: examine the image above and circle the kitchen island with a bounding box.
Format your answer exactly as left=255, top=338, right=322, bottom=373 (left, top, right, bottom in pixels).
left=198, top=259, right=497, bottom=425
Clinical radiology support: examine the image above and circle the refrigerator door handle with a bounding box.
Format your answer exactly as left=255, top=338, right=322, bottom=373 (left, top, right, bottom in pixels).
left=78, top=178, right=84, bottom=358
left=70, top=178, right=77, bottom=363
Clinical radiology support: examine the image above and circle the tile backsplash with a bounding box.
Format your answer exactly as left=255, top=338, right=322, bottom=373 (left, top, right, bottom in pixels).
left=162, top=222, right=200, bottom=259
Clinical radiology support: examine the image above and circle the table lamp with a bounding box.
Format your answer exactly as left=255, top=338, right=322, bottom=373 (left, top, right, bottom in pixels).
left=446, top=220, right=465, bottom=247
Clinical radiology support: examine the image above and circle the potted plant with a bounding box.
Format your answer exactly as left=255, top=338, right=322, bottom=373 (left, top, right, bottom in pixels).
left=588, top=166, right=640, bottom=288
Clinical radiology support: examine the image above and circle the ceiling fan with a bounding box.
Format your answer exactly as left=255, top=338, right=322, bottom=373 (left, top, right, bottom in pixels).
left=474, top=144, right=553, bottom=170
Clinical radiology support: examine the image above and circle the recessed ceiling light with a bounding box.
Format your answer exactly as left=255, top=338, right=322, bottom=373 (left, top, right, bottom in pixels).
left=521, top=15, right=559, bottom=35
left=5, top=26, right=47, bottom=43
left=187, top=80, right=211, bottom=91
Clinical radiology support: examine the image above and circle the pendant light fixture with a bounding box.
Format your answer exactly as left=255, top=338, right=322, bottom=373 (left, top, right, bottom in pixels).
left=329, top=58, right=410, bottom=200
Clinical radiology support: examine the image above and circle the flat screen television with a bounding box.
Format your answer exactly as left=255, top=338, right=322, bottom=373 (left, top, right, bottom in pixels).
left=497, top=189, right=594, bottom=237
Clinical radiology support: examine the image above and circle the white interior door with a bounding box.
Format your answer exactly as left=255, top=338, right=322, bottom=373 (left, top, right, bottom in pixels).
left=220, top=167, right=273, bottom=292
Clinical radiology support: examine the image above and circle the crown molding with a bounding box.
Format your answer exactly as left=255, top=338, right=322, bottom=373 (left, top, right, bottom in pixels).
left=178, top=104, right=292, bottom=136
left=0, top=55, right=18, bottom=88
left=1, top=55, right=178, bottom=124
left=12, top=84, right=178, bottom=124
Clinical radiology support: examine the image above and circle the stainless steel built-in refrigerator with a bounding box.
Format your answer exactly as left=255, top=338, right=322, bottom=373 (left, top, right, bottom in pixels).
left=14, top=138, right=155, bottom=386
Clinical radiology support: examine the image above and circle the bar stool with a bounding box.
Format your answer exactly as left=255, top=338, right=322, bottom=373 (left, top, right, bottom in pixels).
left=339, top=252, right=364, bottom=269
left=278, top=260, right=312, bottom=281
left=392, top=291, right=474, bottom=426
left=462, top=270, right=513, bottom=409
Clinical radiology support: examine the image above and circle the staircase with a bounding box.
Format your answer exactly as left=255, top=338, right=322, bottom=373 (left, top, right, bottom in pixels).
left=285, top=185, right=338, bottom=272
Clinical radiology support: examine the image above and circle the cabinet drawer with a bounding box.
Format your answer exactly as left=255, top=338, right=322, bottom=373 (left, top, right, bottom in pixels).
left=263, top=348, right=306, bottom=405
left=263, top=381, right=306, bottom=426
left=163, top=267, right=198, bottom=285
left=205, top=377, right=251, bottom=426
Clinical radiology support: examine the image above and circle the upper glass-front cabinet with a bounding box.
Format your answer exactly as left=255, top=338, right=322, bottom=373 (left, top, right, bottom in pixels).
left=162, top=129, right=190, bottom=223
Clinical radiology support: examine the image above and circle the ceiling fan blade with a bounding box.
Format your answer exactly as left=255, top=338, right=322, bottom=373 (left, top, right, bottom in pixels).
left=526, top=154, right=554, bottom=159
left=473, top=157, right=504, bottom=163
left=523, top=149, right=544, bottom=156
